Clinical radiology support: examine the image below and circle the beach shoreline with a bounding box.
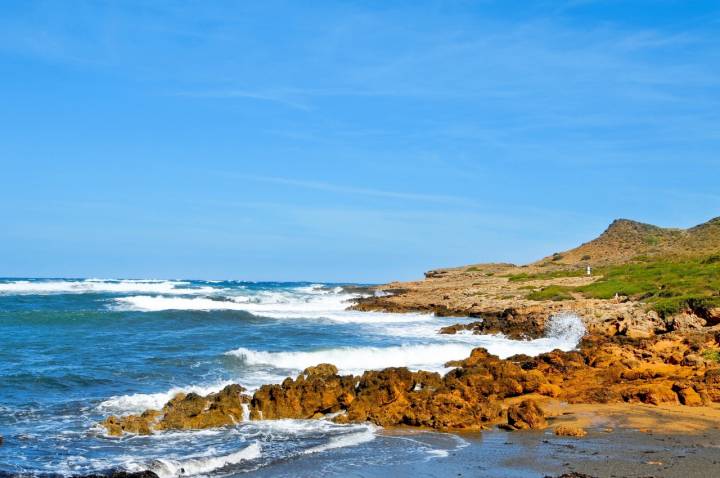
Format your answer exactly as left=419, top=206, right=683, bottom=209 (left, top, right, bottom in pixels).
left=226, top=403, right=720, bottom=477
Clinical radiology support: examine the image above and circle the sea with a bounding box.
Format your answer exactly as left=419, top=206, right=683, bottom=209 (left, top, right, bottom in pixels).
left=0, top=278, right=586, bottom=477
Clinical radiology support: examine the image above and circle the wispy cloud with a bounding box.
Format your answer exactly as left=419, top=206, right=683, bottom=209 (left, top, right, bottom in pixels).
left=173, top=89, right=312, bottom=110
left=233, top=174, right=474, bottom=205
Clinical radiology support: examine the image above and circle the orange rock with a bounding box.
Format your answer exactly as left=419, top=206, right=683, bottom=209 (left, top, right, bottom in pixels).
left=554, top=425, right=587, bottom=437
left=506, top=400, right=546, bottom=430
left=672, top=382, right=703, bottom=406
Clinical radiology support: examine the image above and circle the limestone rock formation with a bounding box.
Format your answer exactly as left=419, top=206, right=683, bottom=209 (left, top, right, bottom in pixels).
left=505, top=400, right=546, bottom=430
left=102, top=328, right=720, bottom=437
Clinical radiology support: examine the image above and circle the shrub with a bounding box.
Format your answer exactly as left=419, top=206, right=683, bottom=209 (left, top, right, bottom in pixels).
left=702, top=349, right=720, bottom=363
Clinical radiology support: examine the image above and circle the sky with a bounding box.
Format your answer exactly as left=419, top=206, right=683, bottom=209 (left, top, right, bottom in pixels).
left=1, top=0, right=719, bottom=282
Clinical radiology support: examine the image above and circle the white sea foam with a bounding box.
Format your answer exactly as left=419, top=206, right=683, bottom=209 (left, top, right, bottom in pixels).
left=111, top=294, right=432, bottom=323
left=301, top=426, right=376, bottom=455
left=226, top=313, right=586, bottom=375
left=128, top=442, right=261, bottom=478
left=0, top=279, right=217, bottom=295
left=228, top=343, right=475, bottom=375
left=98, top=381, right=236, bottom=414
left=97, top=314, right=584, bottom=417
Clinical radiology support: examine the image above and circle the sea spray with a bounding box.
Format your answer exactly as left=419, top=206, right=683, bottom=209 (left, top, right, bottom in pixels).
left=128, top=442, right=261, bottom=478
left=226, top=313, right=588, bottom=376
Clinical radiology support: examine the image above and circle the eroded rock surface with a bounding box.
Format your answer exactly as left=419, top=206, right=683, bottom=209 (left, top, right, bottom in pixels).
left=103, top=384, right=251, bottom=436
left=102, top=328, right=720, bottom=436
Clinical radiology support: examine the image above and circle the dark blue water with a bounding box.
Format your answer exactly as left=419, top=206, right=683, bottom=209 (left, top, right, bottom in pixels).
left=0, top=279, right=583, bottom=477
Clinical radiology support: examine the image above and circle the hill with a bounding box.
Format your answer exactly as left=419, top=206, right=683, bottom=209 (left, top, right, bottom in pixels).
left=535, top=217, right=720, bottom=267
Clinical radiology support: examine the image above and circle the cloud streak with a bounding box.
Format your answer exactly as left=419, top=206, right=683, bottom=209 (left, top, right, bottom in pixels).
left=233, top=174, right=474, bottom=205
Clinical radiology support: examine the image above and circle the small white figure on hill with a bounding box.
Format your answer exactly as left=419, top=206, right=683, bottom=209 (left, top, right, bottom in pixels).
left=586, top=265, right=592, bottom=276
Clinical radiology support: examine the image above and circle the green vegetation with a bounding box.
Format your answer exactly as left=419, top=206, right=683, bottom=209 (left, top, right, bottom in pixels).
left=702, top=254, right=720, bottom=264
left=524, top=256, right=720, bottom=317
left=702, top=349, right=720, bottom=363
left=527, top=285, right=573, bottom=301
left=506, top=269, right=586, bottom=282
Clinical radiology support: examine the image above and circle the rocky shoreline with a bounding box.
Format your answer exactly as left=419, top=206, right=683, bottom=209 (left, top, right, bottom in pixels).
left=102, top=321, right=720, bottom=438
left=100, top=263, right=720, bottom=477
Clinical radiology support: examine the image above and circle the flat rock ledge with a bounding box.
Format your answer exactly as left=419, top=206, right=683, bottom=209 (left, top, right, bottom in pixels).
left=102, top=329, right=720, bottom=436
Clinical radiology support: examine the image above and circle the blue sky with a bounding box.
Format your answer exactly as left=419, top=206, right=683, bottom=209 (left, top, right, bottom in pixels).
left=1, top=1, right=719, bottom=282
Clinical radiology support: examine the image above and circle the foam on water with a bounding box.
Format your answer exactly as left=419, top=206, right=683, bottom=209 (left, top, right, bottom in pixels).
left=1, top=278, right=589, bottom=477
left=101, top=314, right=585, bottom=416
left=227, top=313, right=586, bottom=375
left=111, top=294, right=432, bottom=323
left=127, top=442, right=261, bottom=478
left=98, top=381, right=236, bottom=414
left=301, top=426, right=376, bottom=455
left=0, top=279, right=217, bottom=295
left=228, top=343, right=476, bottom=375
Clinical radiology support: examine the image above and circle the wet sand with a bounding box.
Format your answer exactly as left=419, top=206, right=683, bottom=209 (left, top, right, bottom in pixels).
left=246, top=404, right=720, bottom=478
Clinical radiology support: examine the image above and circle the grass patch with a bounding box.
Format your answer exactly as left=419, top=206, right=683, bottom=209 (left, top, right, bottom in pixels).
left=527, top=285, right=573, bottom=301
left=576, top=257, right=720, bottom=316
left=506, top=269, right=586, bottom=282
left=702, top=349, right=720, bottom=363
left=521, top=256, right=720, bottom=316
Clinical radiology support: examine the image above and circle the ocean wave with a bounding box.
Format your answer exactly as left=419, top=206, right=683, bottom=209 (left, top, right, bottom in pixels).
left=0, top=279, right=218, bottom=296
left=226, top=313, right=586, bottom=375
left=111, top=294, right=432, bottom=323
left=301, top=426, right=376, bottom=455
left=98, top=381, right=236, bottom=414
left=119, top=421, right=375, bottom=477
left=227, top=343, right=475, bottom=375
left=97, top=314, right=584, bottom=416
left=128, top=442, right=261, bottom=478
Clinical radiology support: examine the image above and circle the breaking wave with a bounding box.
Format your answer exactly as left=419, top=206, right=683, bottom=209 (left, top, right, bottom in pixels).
left=301, top=427, right=376, bottom=455
left=227, top=313, right=586, bottom=375
left=127, top=442, right=261, bottom=478
left=96, top=313, right=585, bottom=416
left=227, top=343, right=474, bottom=375
left=98, top=381, right=236, bottom=415
left=111, top=294, right=431, bottom=323
left=0, top=279, right=216, bottom=295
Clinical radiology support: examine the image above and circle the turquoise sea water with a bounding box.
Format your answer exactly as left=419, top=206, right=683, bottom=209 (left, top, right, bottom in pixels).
left=0, top=279, right=584, bottom=477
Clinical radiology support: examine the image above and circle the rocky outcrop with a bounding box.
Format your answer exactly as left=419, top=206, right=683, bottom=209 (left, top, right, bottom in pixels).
left=353, top=284, right=670, bottom=340
left=103, top=384, right=251, bottom=436
left=102, top=329, right=720, bottom=436
left=250, top=364, right=356, bottom=420
left=439, top=312, right=547, bottom=340
left=76, top=472, right=159, bottom=478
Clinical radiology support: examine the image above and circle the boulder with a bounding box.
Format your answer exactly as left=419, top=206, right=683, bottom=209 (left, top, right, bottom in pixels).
left=77, top=472, right=160, bottom=478
left=102, top=410, right=160, bottom=436
left=506, top=400, right=546, bottom=430
left=554, top=425, right=587, bottom=437
left=703, top=368, right=720, bottom=401
left=102, top=384, right=250, bottom=435
left=157, top=384, right=250, bottom=430
left=706, top=308, right=720, bottom=326
left=672, top=382, right=703, bottom=406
